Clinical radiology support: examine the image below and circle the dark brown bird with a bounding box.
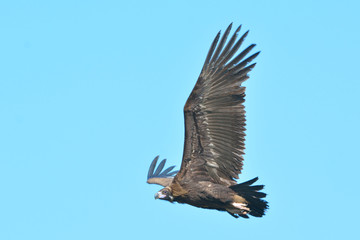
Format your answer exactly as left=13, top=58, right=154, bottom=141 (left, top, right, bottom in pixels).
left=147, top=23, right=268, bottom=218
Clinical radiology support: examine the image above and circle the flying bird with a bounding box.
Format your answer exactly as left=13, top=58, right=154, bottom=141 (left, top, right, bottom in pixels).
left=147, top=23, right=268, bottom=218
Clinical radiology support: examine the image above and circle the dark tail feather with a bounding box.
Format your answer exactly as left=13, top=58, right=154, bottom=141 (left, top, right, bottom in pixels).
left=230, top=177, right=268, bottom=217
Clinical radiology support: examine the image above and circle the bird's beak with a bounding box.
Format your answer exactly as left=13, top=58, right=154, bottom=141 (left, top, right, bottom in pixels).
left=154, top=192, right=160, bottom=199
left=154, top=191, right=166, bottom=200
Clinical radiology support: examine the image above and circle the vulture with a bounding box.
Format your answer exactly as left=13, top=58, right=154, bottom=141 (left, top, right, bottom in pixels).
left=147, top=23, right=268, bottom=218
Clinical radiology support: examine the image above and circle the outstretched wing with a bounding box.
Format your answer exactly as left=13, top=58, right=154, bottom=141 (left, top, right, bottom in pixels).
left=176, top=23, right=259, bottom=186
left=147, top=156, right=179, bottom=187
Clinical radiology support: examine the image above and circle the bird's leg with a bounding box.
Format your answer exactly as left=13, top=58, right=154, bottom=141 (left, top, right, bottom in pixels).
left=232, top=202, right=250, bottom=214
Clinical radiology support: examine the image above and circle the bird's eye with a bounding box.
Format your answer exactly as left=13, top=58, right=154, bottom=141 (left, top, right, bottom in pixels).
left=163, top=191, right=168, bottom=194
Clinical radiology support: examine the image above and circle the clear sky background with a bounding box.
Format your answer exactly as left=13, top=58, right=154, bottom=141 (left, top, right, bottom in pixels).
left=1, top=1, right=359, bottom=239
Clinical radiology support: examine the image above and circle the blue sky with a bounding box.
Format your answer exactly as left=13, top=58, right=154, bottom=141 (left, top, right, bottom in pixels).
left=1, top=1, right=359, bottom=239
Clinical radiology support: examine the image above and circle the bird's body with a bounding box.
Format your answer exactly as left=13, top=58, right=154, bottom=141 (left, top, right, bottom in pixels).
left=170, top=178, right=241, bottom=211
left=147, top=23, right=268, bottom=219
left=166, top=172, right=266, bottom=218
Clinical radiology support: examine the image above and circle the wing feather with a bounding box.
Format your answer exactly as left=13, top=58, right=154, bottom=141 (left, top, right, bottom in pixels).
left=147, top=156, right=178, bottom=187
left=153, top=159, right=166, bottom=176
left=215, top=25, right=242, bottom=65
left=176, top=24, right=259, bottom=186
left=147, top=155, right=159, bottom=179
left=210, top=23, right=233, bottom=64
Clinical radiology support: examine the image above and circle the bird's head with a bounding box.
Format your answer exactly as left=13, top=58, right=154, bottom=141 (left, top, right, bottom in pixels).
left=155, top=187, right=174, bottom=202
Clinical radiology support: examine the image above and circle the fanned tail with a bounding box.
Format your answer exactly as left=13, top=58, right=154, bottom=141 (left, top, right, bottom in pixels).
left=229, top=177, right=268, bottom=217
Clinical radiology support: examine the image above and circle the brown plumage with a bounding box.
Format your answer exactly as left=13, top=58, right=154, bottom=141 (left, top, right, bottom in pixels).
left=147, top=23, right=268, bottom=218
